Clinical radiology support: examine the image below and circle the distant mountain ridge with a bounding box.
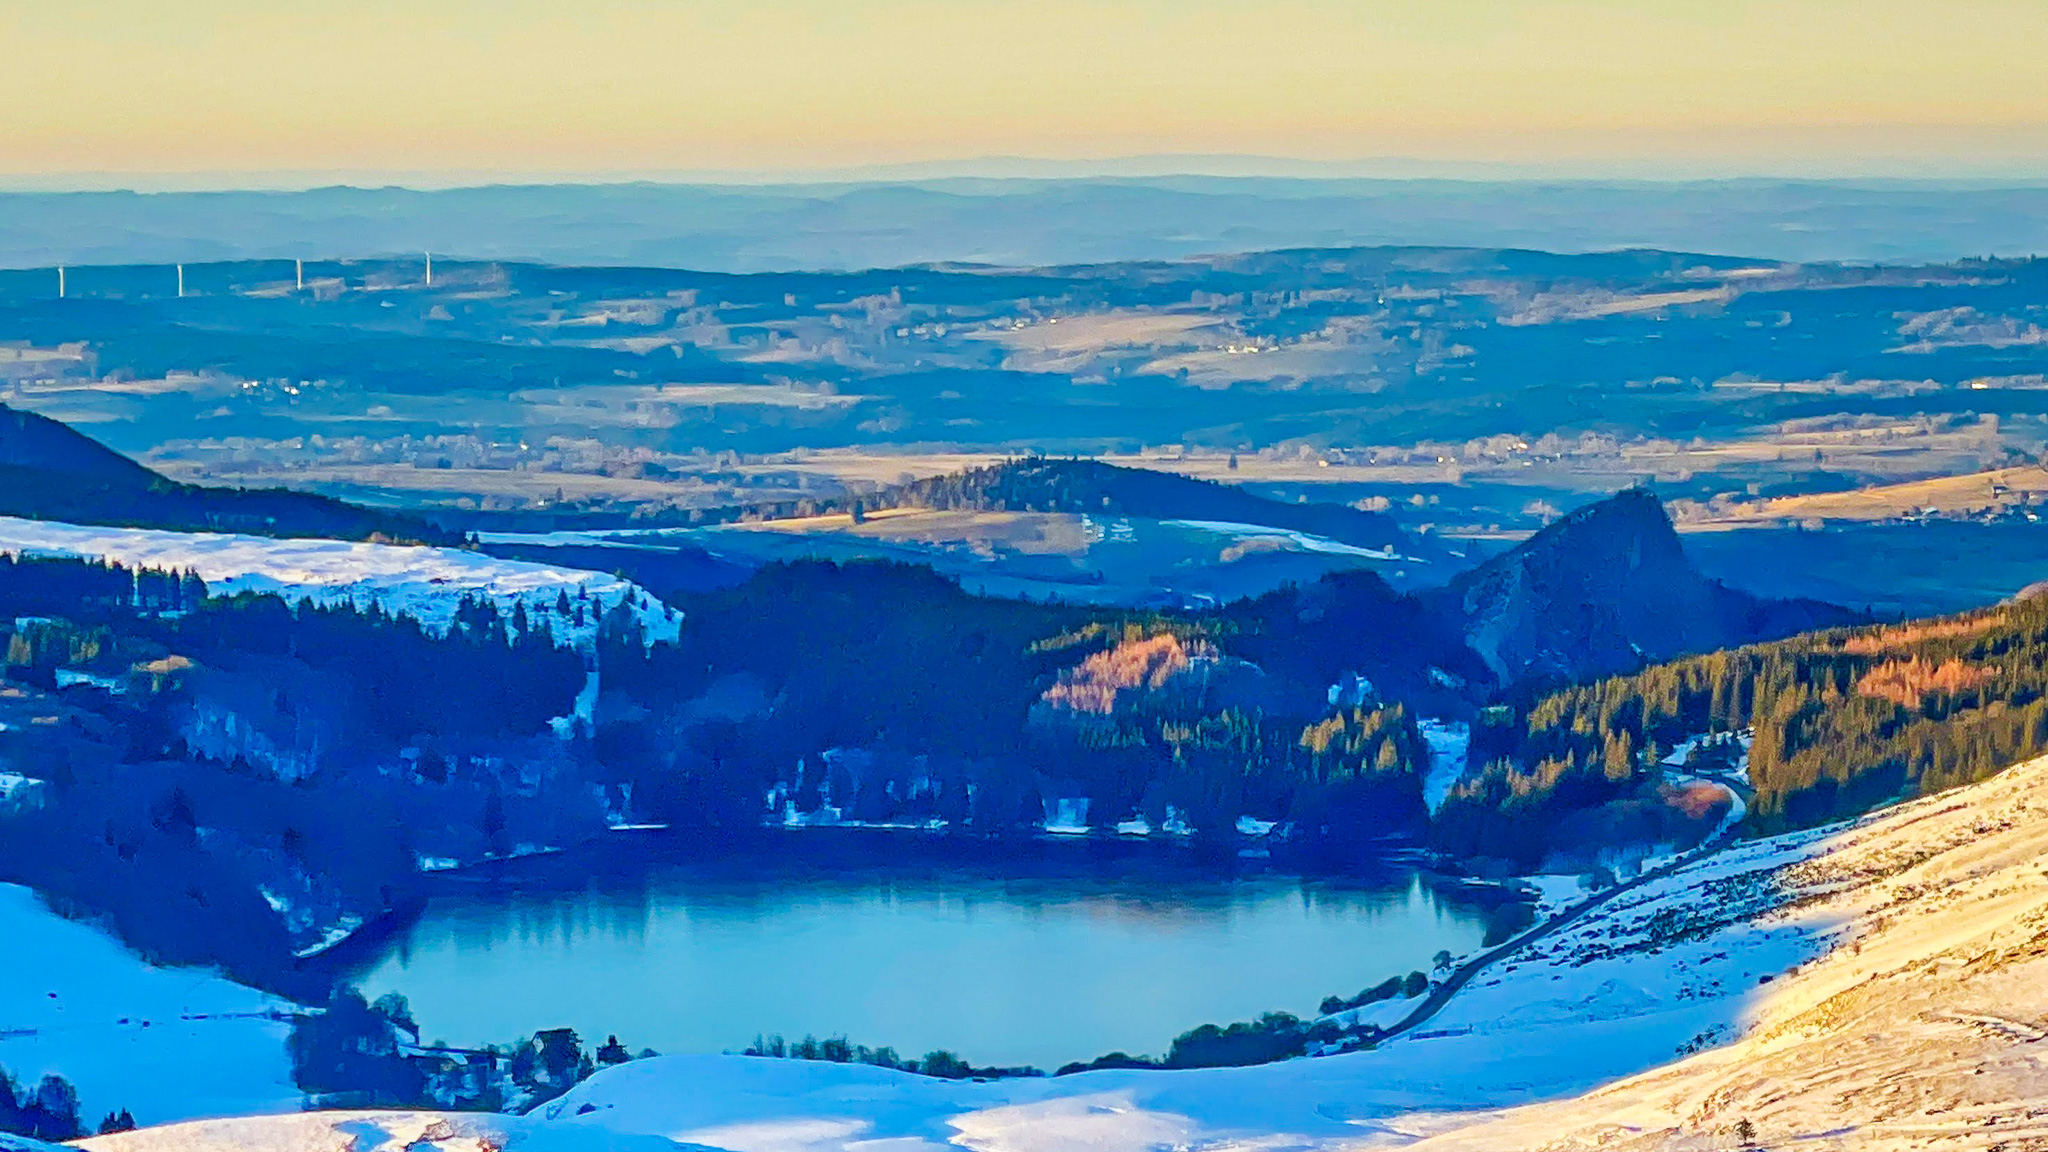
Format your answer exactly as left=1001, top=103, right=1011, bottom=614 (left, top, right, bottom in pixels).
left=1430, top=488, right=1856, bottom=684
left=5, top=179, right=2046, bottom=270
left=0, top=405, right=458, bottom=544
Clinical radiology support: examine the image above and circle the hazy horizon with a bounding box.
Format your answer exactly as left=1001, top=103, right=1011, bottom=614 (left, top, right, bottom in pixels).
left=9, top=158, right=2048, bottom=196
left=8, top=1, right=2047, bottom=184
left=5, top=177, right=2047, bottom=271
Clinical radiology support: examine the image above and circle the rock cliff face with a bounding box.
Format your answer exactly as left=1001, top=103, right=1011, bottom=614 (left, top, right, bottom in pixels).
left=1433, top=488, right=1850, bottom=684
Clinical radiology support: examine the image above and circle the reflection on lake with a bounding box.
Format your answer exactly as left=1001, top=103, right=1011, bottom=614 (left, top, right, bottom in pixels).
left=357, top=848, right=1493, bottom=1070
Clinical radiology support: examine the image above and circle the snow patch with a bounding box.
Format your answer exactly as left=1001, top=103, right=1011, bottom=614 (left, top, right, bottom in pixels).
left=0, top=517, right=679, bottom=652
left=1161, top=519, right=1411, bottom=561
left=1419, top=720, right=1471, bottom=814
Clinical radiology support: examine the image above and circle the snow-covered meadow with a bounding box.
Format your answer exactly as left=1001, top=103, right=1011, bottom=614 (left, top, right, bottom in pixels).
left=0, top=885, right=296, bottom=1129
left=0, top=517, right=680, bottom=650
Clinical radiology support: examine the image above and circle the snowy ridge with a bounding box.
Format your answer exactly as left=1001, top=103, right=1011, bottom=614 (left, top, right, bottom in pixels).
left=0, top=517, right=680, bottom=650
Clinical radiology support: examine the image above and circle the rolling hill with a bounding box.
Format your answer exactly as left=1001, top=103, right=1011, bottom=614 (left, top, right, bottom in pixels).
left=704, top=455, right=1456, bottom=570
left=842, top=457, right=1428, bottom=554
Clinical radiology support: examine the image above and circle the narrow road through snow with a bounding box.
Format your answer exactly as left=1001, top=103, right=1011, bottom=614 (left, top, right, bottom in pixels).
left=1375, top=773, right=1754, bottom=1045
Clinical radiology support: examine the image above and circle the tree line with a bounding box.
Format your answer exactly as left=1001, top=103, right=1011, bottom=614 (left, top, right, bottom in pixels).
left=1436, top=595, right=2048, bottom=864
left=0, top=1065, right=134, bottom=1142
left=592, top=561, right=1442, bottom=846
left=288, top=988, right=657, bottom=1112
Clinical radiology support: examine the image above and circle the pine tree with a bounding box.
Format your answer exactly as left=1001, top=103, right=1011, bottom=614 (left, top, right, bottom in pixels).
left=28, top=1075, right=81, bottom=1141
left=0, top=1065, right=28, bottom=1135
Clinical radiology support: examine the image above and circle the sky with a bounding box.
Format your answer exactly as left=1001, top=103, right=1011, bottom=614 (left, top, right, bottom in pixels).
left=4, top=0, right=2047, bottom=186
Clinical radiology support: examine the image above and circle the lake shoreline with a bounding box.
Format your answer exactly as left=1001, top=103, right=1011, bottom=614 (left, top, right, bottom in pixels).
left=338, top=829, right=1527, bottom=1071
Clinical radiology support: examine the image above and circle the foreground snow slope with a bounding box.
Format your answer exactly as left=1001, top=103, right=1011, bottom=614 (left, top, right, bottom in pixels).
left=1400, top=750, right=2048, bottom=1151
left=82, top=1111, right=711, bottom=1152
left=79, top=751, right=2048, bottom=1151
left=0, top=884, right=296, bottom=1128
left=0, top=516, right=679, bottom=649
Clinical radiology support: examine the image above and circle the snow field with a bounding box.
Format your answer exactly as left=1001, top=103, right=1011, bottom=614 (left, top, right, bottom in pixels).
left=1162, top=519, right=1408, bottom=561
left=0, top=884, right=297, bottom=1129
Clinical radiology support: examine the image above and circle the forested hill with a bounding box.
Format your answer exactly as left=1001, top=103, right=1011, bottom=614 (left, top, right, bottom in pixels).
left=1436, top=581, right=2048, bottom=867
left=0, top=405, right=458, bottom=544
left=1430, top=488, right=1855, bottom=685
left=727, top=457, right=1440, bottom=559
left=879, top=458, right=1428, bottom=554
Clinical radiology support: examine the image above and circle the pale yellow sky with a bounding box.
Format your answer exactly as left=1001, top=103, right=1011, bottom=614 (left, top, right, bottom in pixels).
left=4, top=0, right=2046, bottom=181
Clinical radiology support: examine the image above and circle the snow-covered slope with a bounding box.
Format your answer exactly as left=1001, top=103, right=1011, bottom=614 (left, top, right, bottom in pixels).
left=0, top=884, right=296, bottom=1129
left=0, top=516, right=679, bottom=649
left=1400, top=750, right=2048, bottom=1151
left=70, top=752, right=2048, bottom=1151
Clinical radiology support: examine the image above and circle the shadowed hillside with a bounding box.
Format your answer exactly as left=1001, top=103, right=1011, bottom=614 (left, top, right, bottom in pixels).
left=0, top=405, right=458, bottom=544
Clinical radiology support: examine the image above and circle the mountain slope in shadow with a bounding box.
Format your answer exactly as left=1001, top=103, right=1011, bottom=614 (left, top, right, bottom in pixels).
left=0, top=404, right=457, bottom=544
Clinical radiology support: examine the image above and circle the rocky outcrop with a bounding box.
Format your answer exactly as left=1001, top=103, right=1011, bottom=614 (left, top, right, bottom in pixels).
left=1432, top=489, right=1852, bottom=684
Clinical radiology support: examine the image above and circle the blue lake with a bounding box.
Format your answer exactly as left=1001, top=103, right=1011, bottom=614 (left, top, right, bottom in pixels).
left=357, top=851, right=1495, bottom=1070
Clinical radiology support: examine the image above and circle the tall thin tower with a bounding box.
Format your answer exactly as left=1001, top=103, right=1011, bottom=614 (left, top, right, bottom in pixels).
left=56, top=266, right=65, bottom=299
left=296, top=258, right=304, bottom=291
left=176, top=264, right=185, bottom=298
left=424, top=251, right=433, bottom=288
